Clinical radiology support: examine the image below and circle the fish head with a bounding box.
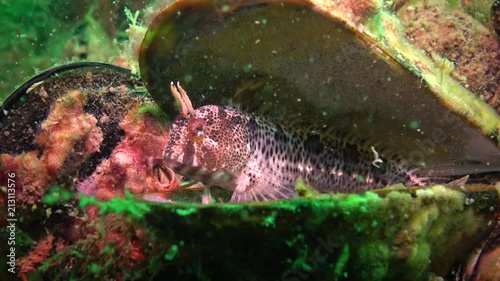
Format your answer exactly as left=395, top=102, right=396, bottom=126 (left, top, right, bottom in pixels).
left=163, top=105, right=252, bottom=188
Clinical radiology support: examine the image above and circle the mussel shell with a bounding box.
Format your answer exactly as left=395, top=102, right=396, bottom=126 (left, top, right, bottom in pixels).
left=0, top=62, right=145, bottom=179
left=132, top=185, right=500, bottom=280
left=140, top=0, right=500, bottom=178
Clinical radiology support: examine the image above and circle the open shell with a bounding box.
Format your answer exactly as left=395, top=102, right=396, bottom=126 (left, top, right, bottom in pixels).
left=139, top=0, right=500, bottom=179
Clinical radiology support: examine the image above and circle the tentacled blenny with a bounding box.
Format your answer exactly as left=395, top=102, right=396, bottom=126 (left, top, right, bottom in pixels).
left=160, top=83, right=428, bottom=203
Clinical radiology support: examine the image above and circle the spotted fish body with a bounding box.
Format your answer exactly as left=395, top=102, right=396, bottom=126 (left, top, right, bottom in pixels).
left=164, top=104, right=423, bottom=202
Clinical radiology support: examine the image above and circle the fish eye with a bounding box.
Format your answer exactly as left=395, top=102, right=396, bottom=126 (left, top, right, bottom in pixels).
left=187, top=118, right=206, bottom=141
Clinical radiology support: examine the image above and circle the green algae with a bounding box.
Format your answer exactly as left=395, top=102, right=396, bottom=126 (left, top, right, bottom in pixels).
left=363, top=2, right=500, bottom=139
left=89, top=263, right=101, bottom=274
left=356, top=242, right=388, bottom=281
left=175, top=207, right=197, bottom=216
left=43, top=185, right=74, bottom=205
left=295, top=178, right=319, bottom=198
left=262, top=211, right=277, bottom=228
left=79, top=191, right=150, bottom=220
left=135, top=101, right=169, bottom=121
left=69, top=185, right=499, bottom=280
left=164, top=244, right=179, bottom=261
left=334, top=244, right=350, bottom=278
left=11, top=184, right=489, bottom=281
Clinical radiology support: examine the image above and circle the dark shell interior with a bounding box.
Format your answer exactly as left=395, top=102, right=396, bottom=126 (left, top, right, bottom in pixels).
left=139, top=0, right=500, bottom=180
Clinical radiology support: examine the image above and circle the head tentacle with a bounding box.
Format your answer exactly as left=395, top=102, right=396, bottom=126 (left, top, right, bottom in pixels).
left=170, top=81, right=196, bottom=118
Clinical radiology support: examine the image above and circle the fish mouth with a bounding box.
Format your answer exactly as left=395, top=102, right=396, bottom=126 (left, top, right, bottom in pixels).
left=164, top=158, right=235, bottom=187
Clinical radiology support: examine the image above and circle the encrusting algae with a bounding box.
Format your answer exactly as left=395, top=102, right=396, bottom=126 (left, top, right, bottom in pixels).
left=28, top=183, right=498, bottom=281
left=1, top=90, right=103, bottom=208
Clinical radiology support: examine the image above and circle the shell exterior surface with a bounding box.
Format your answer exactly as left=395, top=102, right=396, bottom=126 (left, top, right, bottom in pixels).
left=140, top=0, right=500, bottom=193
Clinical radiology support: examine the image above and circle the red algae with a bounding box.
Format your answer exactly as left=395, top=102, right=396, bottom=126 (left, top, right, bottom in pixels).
left=399, top=3, right=500, bottom=112
left=0, top=152, right=50, bottom=207
left=115, top=109, right=175, bottom=194
left=35, top=90, right=103, bottom=176
left=0, top=90, right=103, bottom=208
left=17, top=234, right=55, bottom=281
left=313, top=0, right=380, bottom=28
left=339, top=0, right=379, bottom=22
left=77, top=104, right=178, bottom=200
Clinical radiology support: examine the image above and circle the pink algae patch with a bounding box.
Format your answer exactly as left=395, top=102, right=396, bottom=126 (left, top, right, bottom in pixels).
left=35, top=90, right=103, bottom=176
left=17, top=234, right=55, bottom=281
left=77, top=107, right=178, bottom=201
left=0, top=90, right=103, bottom=208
